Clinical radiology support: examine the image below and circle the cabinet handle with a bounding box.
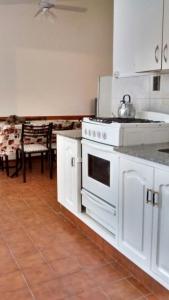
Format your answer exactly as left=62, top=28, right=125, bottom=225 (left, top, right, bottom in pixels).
left=71, top=157, right=75, bottom=167
left=155, top=45, right=160, bottom=63
left=153, top=192, right=159, bottom=207
left=114, top=71, right=120, bottom=78
left=146, top=189, right=153, bottom=204
left=163, top=43, right=168, bottom=63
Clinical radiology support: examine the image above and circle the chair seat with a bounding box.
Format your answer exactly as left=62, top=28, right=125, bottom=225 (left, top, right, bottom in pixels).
left=51, top=143, right=56, bottom=150
left=19, top=144, right=48, bottom=153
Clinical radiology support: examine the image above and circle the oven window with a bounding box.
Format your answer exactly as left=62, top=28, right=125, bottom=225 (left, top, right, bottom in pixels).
left=88, top=154, right=110, bottom=186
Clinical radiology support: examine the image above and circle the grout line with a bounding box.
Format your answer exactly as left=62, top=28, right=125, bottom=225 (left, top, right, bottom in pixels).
left=0, top=236, right=37, bottom=300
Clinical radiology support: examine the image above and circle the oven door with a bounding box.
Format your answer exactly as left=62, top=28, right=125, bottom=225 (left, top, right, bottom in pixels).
left=82, top=139, right=118, bottom=207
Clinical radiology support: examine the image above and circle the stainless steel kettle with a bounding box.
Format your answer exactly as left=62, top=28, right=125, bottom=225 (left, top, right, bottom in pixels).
left=118, top=94, right=136, bottom=118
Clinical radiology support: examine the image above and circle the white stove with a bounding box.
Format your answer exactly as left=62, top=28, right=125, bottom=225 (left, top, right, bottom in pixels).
left=81, top=112, right=169, bottom=234
left=82, top=114, right=169, bottom=146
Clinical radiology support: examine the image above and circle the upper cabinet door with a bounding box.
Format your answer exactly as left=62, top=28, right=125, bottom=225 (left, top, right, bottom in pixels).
left=135, top=0, right=163, bottom=72
left=162, top=0, right=169, bottom=70
left=152, top=169, right=169, bottom=284
left=113, top=0, right=138, bottom=77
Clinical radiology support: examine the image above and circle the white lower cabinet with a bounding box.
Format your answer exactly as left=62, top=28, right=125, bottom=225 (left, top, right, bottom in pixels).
left=119, top=158, right=153, bottom=268
left=57, top=135, right=81, bottom=213
left=152, top=169, right=169, bottom=284
left=119, top=157, right=169, bottom=289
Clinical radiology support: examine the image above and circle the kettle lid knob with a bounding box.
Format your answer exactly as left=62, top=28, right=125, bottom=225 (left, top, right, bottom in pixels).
left=123, top=94, right=131, bottom=103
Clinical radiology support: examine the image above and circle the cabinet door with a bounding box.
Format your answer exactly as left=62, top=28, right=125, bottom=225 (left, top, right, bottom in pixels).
left=152, top=169, right=169, bottom=284
left=134, top=0, right=163, bottom=72
left=113, top=0, right=138, bottom=77
left=57, top=135, right=81, bottom=213
left=119, top=158, right=153, bottom=268
left=162, top=0, right=169, bottom=70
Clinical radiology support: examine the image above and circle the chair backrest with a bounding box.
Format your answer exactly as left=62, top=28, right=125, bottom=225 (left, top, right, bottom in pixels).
left=21, top=123, right=53, bottom=150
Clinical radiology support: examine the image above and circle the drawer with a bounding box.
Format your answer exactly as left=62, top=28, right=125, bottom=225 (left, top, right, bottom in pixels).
left=82, top=189, right=117, bottom=234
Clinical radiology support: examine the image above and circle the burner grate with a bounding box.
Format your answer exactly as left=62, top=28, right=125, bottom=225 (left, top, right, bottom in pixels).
left=89, top=117, right=162, bottom=124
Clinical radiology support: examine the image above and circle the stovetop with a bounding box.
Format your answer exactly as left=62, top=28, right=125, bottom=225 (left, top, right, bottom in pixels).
left=89, top=117, right=162, bottom=124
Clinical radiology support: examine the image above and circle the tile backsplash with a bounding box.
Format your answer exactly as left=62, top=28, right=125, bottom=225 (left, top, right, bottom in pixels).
left=111, top=74, right=169, bottom=116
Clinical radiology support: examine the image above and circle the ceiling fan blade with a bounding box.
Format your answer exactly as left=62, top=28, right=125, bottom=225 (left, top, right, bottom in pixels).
left=48, top=9, right=56, bottom=19
left=34, top=7, right=43, bottom=18
left=53, top=4, right=87, bottom=13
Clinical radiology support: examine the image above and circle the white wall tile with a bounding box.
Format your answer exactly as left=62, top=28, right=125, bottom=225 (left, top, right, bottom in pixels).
left=112, top=75, right=150, bottom=116
left=111, top=74, right=169, bottom=116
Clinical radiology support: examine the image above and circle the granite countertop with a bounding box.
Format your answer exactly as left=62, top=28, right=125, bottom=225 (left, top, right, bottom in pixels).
left=53, top=129, right=82, bottom=140
left=115, top=143, right=169, bottom=167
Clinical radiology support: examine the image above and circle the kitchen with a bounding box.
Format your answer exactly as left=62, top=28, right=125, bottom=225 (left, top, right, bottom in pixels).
left=0, top=0, right=169, bottom=299
left=57, top=0, right=169, bottom=298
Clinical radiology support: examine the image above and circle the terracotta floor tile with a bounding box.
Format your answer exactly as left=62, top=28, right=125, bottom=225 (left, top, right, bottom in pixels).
left=68, top=288, right=109, bottom=300
left=41, top=242, right=70, bottom=262
left=60, top=270, right=95, bottom=296
left=32, top=279, right=69, bottom=299
left=23, top=262, right=56, bottom=287
left=0, top=254, right=18, bottom=275
left=6, top=237, right=37, bottom=257
left=50, top=256, right=82, bottom=278
left=0, top=271, right=27, bottom=292
left=1, top=287, right=34, bottom=300
left=142, top=295, right=160, bottom=300
left=6, top=199, right=30, bottom=213
left=76, top=248, right=111, bottom=269
left=103, top=278, right=144, bottom=300
left=15, top=251, right=45, bottom=269
left=86, top=263, right=130, bottom=290
left=127, top=276, right=151, bottom=296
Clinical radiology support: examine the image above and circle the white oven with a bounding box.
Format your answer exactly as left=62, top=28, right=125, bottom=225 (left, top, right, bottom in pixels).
left=82, top=139, right=118, bottom=207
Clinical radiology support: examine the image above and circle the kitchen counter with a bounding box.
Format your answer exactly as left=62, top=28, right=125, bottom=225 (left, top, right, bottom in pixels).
left=115, top=142, right=169, bottom=167
left=53, top=129, right=82, bottom=140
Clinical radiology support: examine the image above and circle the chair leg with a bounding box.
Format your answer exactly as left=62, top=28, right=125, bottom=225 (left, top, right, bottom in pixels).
left=16, top=149, right=19, bottom=177
left=0, top=157, right=2, bottom=170
left=49, top=150, right=53, bottom=179
left=41, top=153, right=44, bottom=173
left=5, top=155, right=9, bottom=176
left=23, top=153, right=26, bottom=183
left=1, top=157, right=4, bottom=171
left=28, top=154, right=32, bottom=170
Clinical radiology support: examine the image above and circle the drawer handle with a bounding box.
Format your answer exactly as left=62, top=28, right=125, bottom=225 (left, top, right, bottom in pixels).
left=153, top=192, right=159, bottom=207
left=163, top=43, right=168, bottom=63
left=71, top=157, right=75, bottom=167
left=155, top=45, right=160, bottom=63
left=146, top=189, right=153, bottom=204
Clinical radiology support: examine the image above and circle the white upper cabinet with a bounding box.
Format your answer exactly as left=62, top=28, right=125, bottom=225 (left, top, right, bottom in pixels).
left=152, top=169, right=169, bottom=284
left=162, top=0, right=169, bottom=70
left=113, top=0, right=169, bottom=76
left=135, top=0, right=163, bottom=72
left=113, top=0, right=138, bottom=77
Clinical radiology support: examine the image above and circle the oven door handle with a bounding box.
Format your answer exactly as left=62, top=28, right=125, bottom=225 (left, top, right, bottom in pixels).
left=81, top=139, right=114, bottom=153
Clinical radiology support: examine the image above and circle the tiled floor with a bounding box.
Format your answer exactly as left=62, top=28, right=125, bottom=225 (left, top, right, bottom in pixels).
left=0, top=161, right=165, bottom=299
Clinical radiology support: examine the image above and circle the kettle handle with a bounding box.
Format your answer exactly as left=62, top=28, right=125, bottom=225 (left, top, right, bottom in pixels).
left=123, top=94, right=131, bottom=103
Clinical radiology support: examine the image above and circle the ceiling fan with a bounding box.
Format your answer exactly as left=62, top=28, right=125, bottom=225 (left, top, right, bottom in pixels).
left=34, top=0, right=87, bottom=18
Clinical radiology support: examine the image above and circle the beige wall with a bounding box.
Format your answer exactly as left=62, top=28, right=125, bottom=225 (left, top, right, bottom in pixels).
left=0, top=0, right=113, bottom=116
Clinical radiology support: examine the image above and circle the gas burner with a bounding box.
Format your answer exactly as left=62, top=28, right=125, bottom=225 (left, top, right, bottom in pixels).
left=89, top=117, right=162, bottom=124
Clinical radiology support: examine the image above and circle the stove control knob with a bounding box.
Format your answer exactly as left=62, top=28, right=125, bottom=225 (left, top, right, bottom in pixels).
left=97, top=131, right=101, bottom=138
left=102, top=132, right=107, bottom=140
left=88, top=129, right=91, bottom=136
left=92, top=130, right=96, bottom=137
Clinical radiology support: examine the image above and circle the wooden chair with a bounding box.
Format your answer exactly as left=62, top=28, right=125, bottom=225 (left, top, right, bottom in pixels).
left=16, top=123, right=53, bottom=182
